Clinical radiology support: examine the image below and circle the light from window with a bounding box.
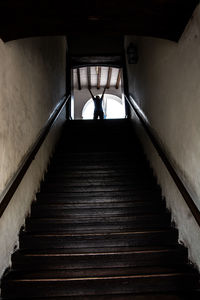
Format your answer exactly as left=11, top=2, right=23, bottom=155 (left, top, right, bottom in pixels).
left=82, top=95, right=125, bottom=119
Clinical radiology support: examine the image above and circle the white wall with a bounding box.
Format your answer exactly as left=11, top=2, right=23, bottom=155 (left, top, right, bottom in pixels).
left=0, top=36, right=66, bottom=279
left=74, top=87, right=122, bottom=119
left=125, top=4, right=200, bottom=271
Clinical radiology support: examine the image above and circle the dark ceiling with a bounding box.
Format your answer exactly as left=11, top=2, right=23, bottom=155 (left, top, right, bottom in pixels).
left=0, top=0, right=198, bottom=42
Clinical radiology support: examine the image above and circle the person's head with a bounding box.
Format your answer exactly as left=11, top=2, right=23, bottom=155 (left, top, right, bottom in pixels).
left=96, top=96, right=100, bottom=100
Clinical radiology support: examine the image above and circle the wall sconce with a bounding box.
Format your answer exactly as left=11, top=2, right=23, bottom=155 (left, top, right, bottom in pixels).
left=127, top=43, right=138, bottom=64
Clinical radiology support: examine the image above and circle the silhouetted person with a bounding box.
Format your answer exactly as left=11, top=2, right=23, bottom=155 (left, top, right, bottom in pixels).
left=89, top=87, right=106, bottom=120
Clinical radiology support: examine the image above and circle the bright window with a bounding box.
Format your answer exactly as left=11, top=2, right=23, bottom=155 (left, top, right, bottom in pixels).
left=82, top=94, right=126, bottom=119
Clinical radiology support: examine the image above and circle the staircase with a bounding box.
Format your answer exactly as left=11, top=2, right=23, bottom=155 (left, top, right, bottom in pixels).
left=1, top=119, right=200, bottom=299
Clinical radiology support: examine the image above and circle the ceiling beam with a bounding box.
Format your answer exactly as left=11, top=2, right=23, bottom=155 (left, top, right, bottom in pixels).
left=116, top=69, right=121, bottom=89
left=77, top=68, right=81, bottom=90
left=87, top=66, right=91, bottom=90
left=97, top=67, right=101, bottom=89
left=106, top=67, right=112, bottom=89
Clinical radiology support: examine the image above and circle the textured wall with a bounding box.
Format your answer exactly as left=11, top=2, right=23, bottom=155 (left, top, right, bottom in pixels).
left=125, top=4, right=200, bottom=270
left=74, top=87, right=122, bottom=119
left=0, top=36, right=66, bottom=279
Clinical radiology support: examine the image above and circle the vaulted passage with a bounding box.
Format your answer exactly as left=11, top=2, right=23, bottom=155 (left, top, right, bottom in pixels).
left=2, top=120, right=199, bottom=299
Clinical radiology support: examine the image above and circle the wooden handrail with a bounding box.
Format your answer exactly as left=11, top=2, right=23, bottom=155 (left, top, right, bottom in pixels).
left=125, top=94, right=200, bottom=227
left=0, top=95, right=70, bottom=218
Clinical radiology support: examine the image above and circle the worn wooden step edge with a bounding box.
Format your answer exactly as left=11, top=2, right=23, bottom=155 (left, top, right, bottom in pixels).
left=19, top=229, right=179, bottom=249
left=12, top=247, right=188, bottom=259
left=35, top=194, right=162, bottom=203
left=2, top=273, right=199, bottom=298
left=30, top=207, right=167, bottom=216
left=25, top=216, right=172, bottom=232
left=4, top=263, right=196, bottom=281
left=12, top=244, right=187, bottom=255
left=11, top=248, right=188, bottom=270
left=31, top=201, right=166, bottom=209
left=48, top=162, right=149, bottom=169
left=41, top=181, right=157, bottom=188
left=36, top=190, right=162, bottom=199
left=2, top=292, right=200, bottom=300
left=29, top=210, right=168, bottom=219
left=20, top=229, right=178, bottom=238
left=5, top=266, right=198, bottom=286
left=26, top=214, right=171, bottom=223
left=44, top=169, right=154, bottom=177
left=12, top=248, right=187, bottom=260
left=4, top=272, right=198, bottom=282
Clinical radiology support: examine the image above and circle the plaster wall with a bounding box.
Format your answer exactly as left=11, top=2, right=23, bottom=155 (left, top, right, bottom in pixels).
left=125, top=4, right=200, bottom=270
left=74, top=87, right=122, bottom=119
left=0, top=36, right=66, bottom=279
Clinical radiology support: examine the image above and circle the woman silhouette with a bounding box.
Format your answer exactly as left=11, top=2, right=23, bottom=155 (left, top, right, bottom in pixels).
left=88, top=86, right=106, bottom=120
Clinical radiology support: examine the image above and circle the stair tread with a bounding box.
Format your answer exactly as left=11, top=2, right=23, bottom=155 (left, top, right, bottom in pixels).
left=21, top=228, right=177, bottom=236
left=4, top=293, right=199, bottom=300
left=2, top=273, right=199, bottom=298
left=13, top=247, right=187, bottom=257
left=7, top=265, right=194, bottom=280
left=13, top=244, right=186, bottom=255
left=13, top=244, right=187, bottom=253
left=7, top=272, right=198, bottom=282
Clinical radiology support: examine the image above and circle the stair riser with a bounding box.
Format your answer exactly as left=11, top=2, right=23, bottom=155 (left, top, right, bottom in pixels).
left=5, top=264, right=193, bottom=280
left=44, top=169, right=153, bottom=177
left=48, top=165, right=150, bottom=172
left=2, top=293, right=200, bottom=300
left=12, top=251, right=187, bottom=270
left=30, top=207, right=167, bottom=218
left=41, top=181, right=156, bottom=189
left=2, top=275, right=198, bottom=298
left=36, top=194, right=161, bottom=204
left=31, top=201, right=165, bottom=209
left=25, top=218, right=171, bottom=233
left=40, top=186, right=160, bottom=193
left=20, top=231, right=178, bottom=249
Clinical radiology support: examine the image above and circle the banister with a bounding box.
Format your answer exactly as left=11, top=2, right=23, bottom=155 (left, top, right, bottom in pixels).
left=125, top=94, right=200, bottom=227
left=0, top=94, right=70, bottom=218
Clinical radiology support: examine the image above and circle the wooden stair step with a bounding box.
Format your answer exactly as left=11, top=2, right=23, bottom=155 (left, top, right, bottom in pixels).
left=3, top=292, right=199, bottom=300
left=40, top=184, right=160, bottom=192
left=5, top=263, right=194, bottom=280
left=9, top=245, right=185, bottom=254
left=48, top=166, right=149, bottom=173
left=30, top=206, right=167, bottom=218
left=27, top=214, right=170, bottom=224
left=2, top=273, right=199, bottom=298
left=36, top=192, right=161, bottom=203
left=49, top=161, right=148, bottom=169
left=41, top=180, right=156, bottom=188
left=53, top=150, right=141, bottom=157
left=19, top=229, right=178, bottom=249
left=31, top=200, right=165, bottom=209
left=11, top=247, right=188, bottom=270
left=45, top=168, right=153, bottom=177
left=25, top=214, right=171, bottom=232
left=44, top=174, right=155, bottom=183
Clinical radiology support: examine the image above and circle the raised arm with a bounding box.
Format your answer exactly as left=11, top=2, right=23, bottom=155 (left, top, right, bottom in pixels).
left=101, top=86, right=107, bottom=99
left=88, top=88, right=95, bottom=100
